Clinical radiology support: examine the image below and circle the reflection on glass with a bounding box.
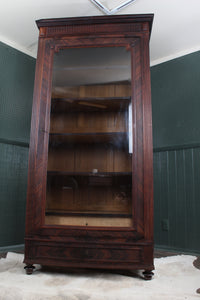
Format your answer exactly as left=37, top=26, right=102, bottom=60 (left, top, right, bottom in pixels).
left=45, top=47, right=132, bottom=227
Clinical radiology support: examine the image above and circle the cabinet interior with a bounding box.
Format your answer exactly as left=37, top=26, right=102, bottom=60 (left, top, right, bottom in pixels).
left=45, top=81, right=133, bottom=227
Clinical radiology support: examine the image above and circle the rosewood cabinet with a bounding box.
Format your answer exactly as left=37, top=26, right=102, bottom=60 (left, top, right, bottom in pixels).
left=24, top=14, right=154, bottom=280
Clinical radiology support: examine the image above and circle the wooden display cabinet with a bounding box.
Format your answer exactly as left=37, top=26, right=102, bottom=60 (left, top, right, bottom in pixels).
left=24, top=14, right=154, bottom=280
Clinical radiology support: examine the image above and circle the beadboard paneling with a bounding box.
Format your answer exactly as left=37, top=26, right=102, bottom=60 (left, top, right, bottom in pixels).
left=154, top=146, right=200, bottom=253
left=0, top=142, right=29, bottom=247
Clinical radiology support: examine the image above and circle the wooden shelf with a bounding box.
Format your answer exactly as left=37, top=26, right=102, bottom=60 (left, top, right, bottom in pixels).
left=47, top=171, right=131, bottom=176
left=47, top=171, right=132, bottom=187
left=45, top=210, right=132, bottom=218
left=51, top=97, right=131, bottom=113
left=49, top=132, right=128, bottom=145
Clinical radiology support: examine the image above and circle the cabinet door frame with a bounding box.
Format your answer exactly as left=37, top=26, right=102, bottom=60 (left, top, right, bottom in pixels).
left=25, top=33, right=153, bottom=242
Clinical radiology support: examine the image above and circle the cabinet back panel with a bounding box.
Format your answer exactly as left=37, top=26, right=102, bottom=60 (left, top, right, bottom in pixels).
left=52, top=83, right=131, bottom=99
left=47, top=144, right=131, bottom=172
left=46, top=185, right=131, bottom=214
left=50, top=111, right=127, bottom=134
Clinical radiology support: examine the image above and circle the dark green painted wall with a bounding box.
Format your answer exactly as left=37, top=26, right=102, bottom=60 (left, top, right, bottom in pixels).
left=0, top=42, right=35, bottom=145
left=151, top=51, right=200, bottom=254
left=0, top=42, right=35, bottom=248
left=151, top=51, right=200, bottom=150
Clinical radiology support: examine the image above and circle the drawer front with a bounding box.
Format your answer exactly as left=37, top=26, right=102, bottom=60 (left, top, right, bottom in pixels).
left=36, top=245, right=142, bottom=264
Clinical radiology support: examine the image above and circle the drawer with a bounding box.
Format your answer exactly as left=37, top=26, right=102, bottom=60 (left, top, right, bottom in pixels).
left=36, top=245, right=142, bottom=264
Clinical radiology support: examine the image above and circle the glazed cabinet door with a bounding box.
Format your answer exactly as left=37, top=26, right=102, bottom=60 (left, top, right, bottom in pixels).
left=46, top=46, right=133, bottom=228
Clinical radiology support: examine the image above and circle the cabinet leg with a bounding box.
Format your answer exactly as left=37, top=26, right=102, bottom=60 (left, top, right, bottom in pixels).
left=143, top=269, right=154, bottom=280
left=24, top=264, right=35, bottom=275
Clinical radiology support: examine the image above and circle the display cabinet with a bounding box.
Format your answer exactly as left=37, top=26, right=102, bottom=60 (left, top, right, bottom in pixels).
left=24, top=14, right=154, bottom=280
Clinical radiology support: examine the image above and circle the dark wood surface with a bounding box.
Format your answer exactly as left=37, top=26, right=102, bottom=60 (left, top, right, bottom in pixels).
left=24, top=14, right=154, bottom=279
left=51, top=97, right=131, bottom=113
left=49, top=132, right=128, bottom=144
left=36, top=14, right=154, bottom=35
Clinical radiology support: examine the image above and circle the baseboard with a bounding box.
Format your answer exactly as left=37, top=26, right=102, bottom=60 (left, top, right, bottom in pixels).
left=1, top=244, right=199, bottom=256
left=0, top=244, right=24, bottom=253
left=155, top=245, right=200, bottom=256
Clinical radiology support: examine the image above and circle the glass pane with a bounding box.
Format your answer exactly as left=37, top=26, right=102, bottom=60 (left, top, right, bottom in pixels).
left=45, top=46, right=132, bottom=227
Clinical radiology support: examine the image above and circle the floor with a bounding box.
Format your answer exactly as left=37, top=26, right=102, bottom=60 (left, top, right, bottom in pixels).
left=1, top=252, right=199, bottom=299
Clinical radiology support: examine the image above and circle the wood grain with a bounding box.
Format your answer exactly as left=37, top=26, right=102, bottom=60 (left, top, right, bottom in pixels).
left=24, top=14, right=154, bottom=276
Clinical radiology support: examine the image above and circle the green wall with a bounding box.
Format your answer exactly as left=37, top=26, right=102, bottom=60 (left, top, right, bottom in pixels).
left=1, top=40, right=200, bottom=254
left=0, top=42, right=35, bottom=248
left=151, top=51, right=200, bottom=254
left=151, top=51, right=200, bottom=150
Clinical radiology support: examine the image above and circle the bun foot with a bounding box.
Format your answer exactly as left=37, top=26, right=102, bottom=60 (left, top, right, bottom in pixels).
left=143, top=270, right=154, bottom=280
left=24, top=264, right=35, bottom=275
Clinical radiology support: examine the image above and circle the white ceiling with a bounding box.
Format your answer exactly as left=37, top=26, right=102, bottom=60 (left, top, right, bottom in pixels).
left=0, top=0, right=200, bottom=66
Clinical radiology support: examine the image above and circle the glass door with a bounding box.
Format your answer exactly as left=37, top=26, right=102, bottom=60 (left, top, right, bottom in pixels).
left=45, top=46, right=133, bottom=227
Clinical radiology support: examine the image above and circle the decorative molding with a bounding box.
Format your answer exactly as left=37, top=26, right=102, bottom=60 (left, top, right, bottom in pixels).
left=0, top=34, right=36, bottom=58
left=0, top=138, right=29, bottom=148
left=0, top=244, right=24, bottom=253
left=153, top=142, right=200, bottom=153
left=46, top=23, right=143, bottom=37
left=150, top=45, right=200, bottom=67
